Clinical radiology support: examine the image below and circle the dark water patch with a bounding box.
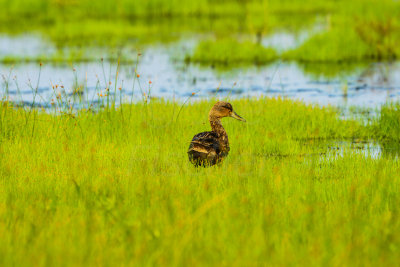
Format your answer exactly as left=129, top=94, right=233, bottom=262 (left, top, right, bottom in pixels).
left=9, top=101, right=52, bottom=109
left=5, top=91, right=17, bottom=95
left=208, top=87, right=245, bottom=95
left=353, top=84, right=368, bottom=91
left=37, top=87, right=49, bottom=93
left=307, top=80, right=341, bottom=85
left=265, top=88, right=284, bottom=93
left=291, top=88, right=323, bottom=93
left=9, top=89, right=33, bottom=95
left=250, top=85, right=263, bottom=92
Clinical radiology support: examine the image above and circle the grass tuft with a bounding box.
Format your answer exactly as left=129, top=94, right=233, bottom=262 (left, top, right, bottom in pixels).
left=187, top=39, right=277, bottom=65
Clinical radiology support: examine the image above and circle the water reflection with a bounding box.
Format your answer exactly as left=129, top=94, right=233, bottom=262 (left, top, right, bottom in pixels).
left=308, top=139, right=399, bottom=159
left=326, top=140, right=382, bottom=159
left=262, top=139, right=394, bottom=160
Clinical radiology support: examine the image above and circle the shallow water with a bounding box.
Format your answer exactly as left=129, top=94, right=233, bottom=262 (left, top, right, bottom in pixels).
left=262, top=139, right=398, bottom=160
left=1, top=34, right=400, bottom=109
left=325, top=140, right=382, bottom=159
left=309, top=140, right=398, bottom=160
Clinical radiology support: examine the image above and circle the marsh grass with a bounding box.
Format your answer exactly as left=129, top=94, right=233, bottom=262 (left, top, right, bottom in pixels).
left=1, top=89, right=400, bottom=265
left=283, top=23, right=400, bottom=63
left=283, top=28, right=373, bottom=62
left=186, top=39, right=278, bottom=65
left=373, top=102, right=400, bottom=142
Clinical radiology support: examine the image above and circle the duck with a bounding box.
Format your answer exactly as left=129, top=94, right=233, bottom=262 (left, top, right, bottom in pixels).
left=188, top=101, right=246, bottom=167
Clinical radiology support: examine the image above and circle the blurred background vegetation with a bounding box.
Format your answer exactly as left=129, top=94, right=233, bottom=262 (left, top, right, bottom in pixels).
left=1, top=0, right=400, bottom=63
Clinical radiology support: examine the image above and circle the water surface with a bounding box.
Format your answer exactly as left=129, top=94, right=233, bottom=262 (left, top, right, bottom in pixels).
left=1, top=34, right=400, bottom=109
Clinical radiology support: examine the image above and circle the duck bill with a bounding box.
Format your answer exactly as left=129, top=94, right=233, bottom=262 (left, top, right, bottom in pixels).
left=230, top=111, right=246, bottom=122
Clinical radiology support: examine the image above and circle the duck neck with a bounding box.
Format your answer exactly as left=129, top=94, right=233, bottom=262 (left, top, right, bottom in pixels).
left=209, top=115, right=227, bottom=138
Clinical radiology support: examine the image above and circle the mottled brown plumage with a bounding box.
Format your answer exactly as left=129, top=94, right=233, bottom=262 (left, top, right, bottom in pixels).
left=188, top=101, right=246, bottom=167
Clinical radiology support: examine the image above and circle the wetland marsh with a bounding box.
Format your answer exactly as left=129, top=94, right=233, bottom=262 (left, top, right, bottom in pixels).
left=1, top=0, right=400, bottom=266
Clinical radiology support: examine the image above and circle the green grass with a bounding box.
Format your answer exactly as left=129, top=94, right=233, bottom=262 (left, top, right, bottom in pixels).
left=186, top=39, right=277, bottom=65
left=1, top=98, right=400, bottom=265
left=283, top=23, right=400, bottom=62
left=373, top=103, right=400, bottom=142
left=283, top=28, right=374, bottom=62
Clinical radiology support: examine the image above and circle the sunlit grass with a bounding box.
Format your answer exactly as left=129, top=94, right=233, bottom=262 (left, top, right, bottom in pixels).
left=1, top=97, right=400, bottom=265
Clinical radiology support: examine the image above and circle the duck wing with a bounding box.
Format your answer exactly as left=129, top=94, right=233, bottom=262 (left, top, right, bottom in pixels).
left=188, top=131, right=220, bottom=153
left=188, top=131, right=221, bottom=166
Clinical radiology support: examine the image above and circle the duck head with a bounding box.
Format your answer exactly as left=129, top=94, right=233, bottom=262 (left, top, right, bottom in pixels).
left=209, top=101, right=246, bottom=122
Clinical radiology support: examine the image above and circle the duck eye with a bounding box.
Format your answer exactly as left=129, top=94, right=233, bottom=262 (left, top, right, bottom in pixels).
left=224, top=105, right=232, bottom=111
